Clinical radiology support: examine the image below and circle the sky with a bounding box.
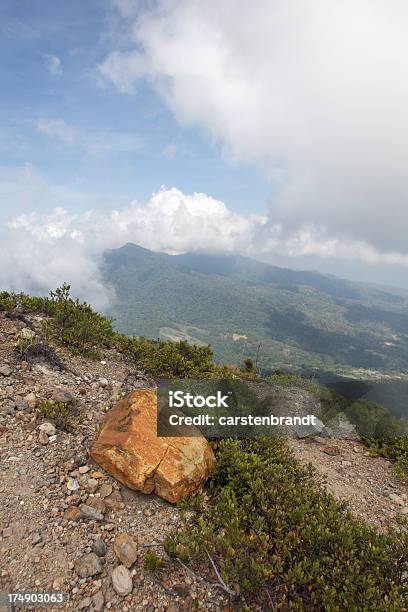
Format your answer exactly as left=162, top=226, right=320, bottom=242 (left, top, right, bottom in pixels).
left=1, top=0, right=408, bottom=306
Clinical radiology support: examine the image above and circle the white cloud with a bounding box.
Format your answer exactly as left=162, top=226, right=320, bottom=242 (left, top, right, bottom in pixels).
left=44, top=54, right=62, bottom=76
left=2, top=186, right=408, bottom=309
left=36, top=119, right=142, bottom=157
left=100, top=0, right=408, bottom=256
left=37, top=119, right=75, bottom=146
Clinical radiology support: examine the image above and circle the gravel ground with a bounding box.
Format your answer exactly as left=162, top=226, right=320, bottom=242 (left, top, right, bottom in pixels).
left=0, top=313, right=227, bottom=611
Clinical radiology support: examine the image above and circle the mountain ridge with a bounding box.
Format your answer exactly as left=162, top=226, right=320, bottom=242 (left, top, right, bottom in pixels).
left=103, top=243, right=408, bottom=377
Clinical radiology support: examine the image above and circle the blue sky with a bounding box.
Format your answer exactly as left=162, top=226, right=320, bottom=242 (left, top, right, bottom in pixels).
left=0, top=0, right=270, bottom=221
left=1, top=0, right=408, bottom=299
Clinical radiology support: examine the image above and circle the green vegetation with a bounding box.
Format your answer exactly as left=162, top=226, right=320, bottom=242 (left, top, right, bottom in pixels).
left=36, top=400, right=72, bottom=430
left=143, top=549, right=165, bottom=572
left=165, top=438, right=408, bottom=610
left=103, top=243, right=408, bottom=375
left=365, top=437, right=408, bottom=477
left=115, top=334, right=216, bottom=378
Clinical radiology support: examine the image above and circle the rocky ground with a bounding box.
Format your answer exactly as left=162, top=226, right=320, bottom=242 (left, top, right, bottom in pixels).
left=0, top=313, right=228, bottom=611
left=0, top=311, right=407, bottom=611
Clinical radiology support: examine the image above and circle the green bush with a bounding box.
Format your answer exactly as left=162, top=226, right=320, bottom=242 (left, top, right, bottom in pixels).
left=143, top=549, right=165, bottom=572
left=365, top=435, right=408, bottom=477
left=36, top=400, right=72, bottom=430
left=165, top=438, right=408, bottom=610
left=42, top=284, right=114, bottom=357
left=116, top=334, right=215, bottom=378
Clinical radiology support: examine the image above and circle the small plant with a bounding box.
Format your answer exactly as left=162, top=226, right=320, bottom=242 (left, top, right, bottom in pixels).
left=36, top=400, right=72, bottom=430
left=143, top=549, right=165, bottom=572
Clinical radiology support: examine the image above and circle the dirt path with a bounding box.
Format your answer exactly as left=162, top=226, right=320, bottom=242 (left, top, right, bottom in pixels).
left=290, top=437, right=408, bottom=529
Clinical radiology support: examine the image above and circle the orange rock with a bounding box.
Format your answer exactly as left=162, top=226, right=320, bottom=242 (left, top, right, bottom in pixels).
left=91, top=389, right=214, bottom=504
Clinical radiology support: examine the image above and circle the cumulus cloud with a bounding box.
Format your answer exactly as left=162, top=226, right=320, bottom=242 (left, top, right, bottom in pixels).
left=44, top=54, right=62, bottom=76
left=2, top=187, right=408, bottom=308
left=99, top=0, right=408, bottom=256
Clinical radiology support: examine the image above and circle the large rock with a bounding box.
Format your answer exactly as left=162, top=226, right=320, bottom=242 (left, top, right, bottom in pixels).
left=91, top=389, right=214, bottom=503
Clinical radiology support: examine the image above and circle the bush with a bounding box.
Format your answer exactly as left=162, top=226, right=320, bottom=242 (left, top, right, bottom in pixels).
left=43, top=284, right=114, bottom=357
left=116, top=334, right=215, bottom=378
left=36, top=400, right=73, bottom=430
left=165, top=438, right=408, bottom=610
left=365, top=435, right=408, bottom=477
left=143, top=549, right=165, bottom=572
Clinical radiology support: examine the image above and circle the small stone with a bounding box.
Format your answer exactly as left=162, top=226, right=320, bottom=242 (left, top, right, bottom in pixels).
left=38, top=430, right=49, bottom=446
left=79, top=466, right=90, bottom=474
left=389, top=493, right=405, bottom=506
left=114, top=533, right=138, bottom=568
left=25, top=392, right=36, bottom=410
left=85, top=478, right=99, bottom=494
left=31, top=532, right=42, bottom=545
left=87, top=497, right=106, bottom=515
left=99, top=378, right=109, bottom=388
left=400, top=507, right=408, bottom=515
left=75, top=553, right=102, bottom=578
left=79, top=503, right=104, bottom=521
left=67, top=478, right=80, bottom=492
left=52, top=577, right=64, bottom=590
left=49, top=434, right=57, bottom=443
left=92, top=591, right=104, bottom=612
left=322, top=446, right=340, bottom=456
left=0, top=365, right=12, bottom=377
left=111, top=565, right=132, bottom=596
left=52, top=389, right=75, bottom=404
left=90, top=471, right=104, bottom=479
left=63, top=506, right=82, bottom=522
left=77, top=596, right=92, bottom=609
left=39, top=422, right=56, bottom=436
left=92, top=538, right=107, bottom=557
left=99, top=483, right=113, bottom=498
left=104, top=490, right=123, bottom=510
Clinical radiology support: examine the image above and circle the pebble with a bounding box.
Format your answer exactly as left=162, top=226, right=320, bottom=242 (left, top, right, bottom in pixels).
left=79, top=466, right=90, bottom=474
left=63, top=506, right=82, bottom=522
left=67, top=478, right=80, bottom=492
left=75, top=553, right=102, bottom=578
left=52, top=389, right=74, bottom=404
left=77, top=596, right=92, bottom=609
left=85, top=478, right=99, bottom=494
left=0, top=365, right=12, bottom=377
left=39, top=422, right=56, bottom=436
left=111, top=565, right=133, bottom=596
left=92, top=591, right=105, bottom=612
left=38, top=430, right=49, bottom=446
left=92, top=538, right=107, bottom=557
left=113, top=533, right=138, bottom=568
left=99, top=483, right=113, bottom=498
left=389, top=493, right=405, bottom=506
left=79, top=503, right=104, bottom=521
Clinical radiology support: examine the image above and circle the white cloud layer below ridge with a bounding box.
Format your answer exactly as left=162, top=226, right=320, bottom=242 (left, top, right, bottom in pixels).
left=100, top=0, right=408, bottom=255
left=2, top=187, right=408, bottom=308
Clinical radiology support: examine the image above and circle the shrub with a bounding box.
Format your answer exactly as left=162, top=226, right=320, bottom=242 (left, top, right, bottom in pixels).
left=143, top=549, right=165, bottom=572
left=165, top=438, right=408, bottom=610
left=115, top=334, right=215, bottom=378
left=36, top=400, right=73, bottom=430
left=43, top=284, right=114, bottom=357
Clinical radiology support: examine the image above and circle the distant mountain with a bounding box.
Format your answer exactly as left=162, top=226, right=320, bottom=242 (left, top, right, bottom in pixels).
left=102, top=243, right=408, bottom=377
